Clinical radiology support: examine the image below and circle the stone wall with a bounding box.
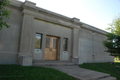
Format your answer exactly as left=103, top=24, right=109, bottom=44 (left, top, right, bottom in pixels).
left=0, top=6, right=22, bottom=64
left=78, top=27, right=114, bottom=63
left=0, top=0, right=114, bottom=65
left=33, top=19, right=72, bottom=61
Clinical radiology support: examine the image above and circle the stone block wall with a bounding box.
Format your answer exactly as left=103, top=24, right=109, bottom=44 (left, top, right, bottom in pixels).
left=78, top=27, right=114, bottom=63
left=0, top=5, right=22, bottom=64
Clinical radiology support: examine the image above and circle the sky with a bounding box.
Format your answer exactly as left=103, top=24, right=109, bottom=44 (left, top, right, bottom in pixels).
left=18, top=0, right=120, bottom=31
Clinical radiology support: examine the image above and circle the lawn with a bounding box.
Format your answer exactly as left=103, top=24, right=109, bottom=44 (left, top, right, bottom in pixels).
left=0, top=65, right=75, bottom=80
left=79, top=63, right=120, bottom=80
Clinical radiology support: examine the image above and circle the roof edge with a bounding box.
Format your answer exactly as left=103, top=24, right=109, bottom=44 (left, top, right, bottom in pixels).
left=9, top=0, right=108, bottom=35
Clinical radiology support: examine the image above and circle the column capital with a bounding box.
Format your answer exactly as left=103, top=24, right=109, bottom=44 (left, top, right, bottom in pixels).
left=24, top=0, right=36, bottom=8
left=71, top=17, right=80, bottom=23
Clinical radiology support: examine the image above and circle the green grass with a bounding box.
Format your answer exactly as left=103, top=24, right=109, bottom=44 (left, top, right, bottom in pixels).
left=79, top=63, right=120, bottom=80
left=0, top=65, right=75, bottom=80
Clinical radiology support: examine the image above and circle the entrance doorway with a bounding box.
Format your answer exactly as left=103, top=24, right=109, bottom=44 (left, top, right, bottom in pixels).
left=45, top=36, right=58, bottom=60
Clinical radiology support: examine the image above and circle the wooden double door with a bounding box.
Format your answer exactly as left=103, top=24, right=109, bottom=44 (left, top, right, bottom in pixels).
left=45, top=36, right=58, bottom=60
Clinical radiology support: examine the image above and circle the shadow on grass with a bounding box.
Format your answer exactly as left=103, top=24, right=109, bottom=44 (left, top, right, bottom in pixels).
left=0, top=65, right=75, bottom=80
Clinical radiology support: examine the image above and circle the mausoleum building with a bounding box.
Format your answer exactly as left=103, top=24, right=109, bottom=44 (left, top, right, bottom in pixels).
left=0, top=0, right=114, bottom=66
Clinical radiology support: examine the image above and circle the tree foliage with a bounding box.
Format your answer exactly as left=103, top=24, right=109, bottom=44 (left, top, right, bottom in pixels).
left=106, top=14, right=120, bottom=36
left=103, top=15, right=120, bottom=58
left=0, top=0, right=11, bottom=30
left=103, top=33, right=120, bottom=57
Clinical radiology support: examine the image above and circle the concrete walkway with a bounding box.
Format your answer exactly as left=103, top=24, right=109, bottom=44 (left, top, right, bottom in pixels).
left=42, top=66, right=116, bottom=80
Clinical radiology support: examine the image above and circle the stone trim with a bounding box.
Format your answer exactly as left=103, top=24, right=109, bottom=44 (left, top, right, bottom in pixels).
left=81, top=24, right=108, bottom=35
left=0, top=51, right=18, bottom=54
left=22, top=9, right=80, bottom=29
left=10, top=0, right=108, bottom=34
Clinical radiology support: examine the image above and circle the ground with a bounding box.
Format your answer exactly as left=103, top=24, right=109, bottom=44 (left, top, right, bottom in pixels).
left=0, top=65, right=75, bottom=80
left=79, top=63, right=120, bottom=80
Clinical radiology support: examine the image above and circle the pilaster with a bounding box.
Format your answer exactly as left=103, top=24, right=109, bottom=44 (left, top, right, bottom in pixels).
left=18, top=0, right=36, bottom=66
left=72, top=28, right=80, bottom=62
left=59, top=37, right=63, bottom=61
left=41, top=33, right=46, bottom=60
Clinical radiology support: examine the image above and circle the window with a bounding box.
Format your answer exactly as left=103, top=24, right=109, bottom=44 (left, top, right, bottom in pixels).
left=35, top=33, right=42, bottom=49
left=53, top=38, right=57, bottom=49
left=63, top=38, right=67, bottom=51
left=46, top=37, right=50, bottom=48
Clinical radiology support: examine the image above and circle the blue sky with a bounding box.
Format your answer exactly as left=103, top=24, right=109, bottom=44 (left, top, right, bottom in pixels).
left=18, top=0, right=120, bottom=31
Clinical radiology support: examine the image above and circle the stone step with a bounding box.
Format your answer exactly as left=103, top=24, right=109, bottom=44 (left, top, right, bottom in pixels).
left=33, top=60, right=77, bottom=66
left=33, top=60, right=73, bottom=63
left=98, top=76, right=116, bottom=80
left=33, top=63, right=76, bottom=66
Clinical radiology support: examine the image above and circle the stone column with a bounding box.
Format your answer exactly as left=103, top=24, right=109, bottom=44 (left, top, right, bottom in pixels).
left=72, top=28, right=79, bottom=57
left=71, top=18, right=80, bottom=63
left=41, top=33, right=46, bottom=60
left=18, top=13, right=34, bottom=66
left=59, top=37, right=63, bottom=61
left=18, top=1, right=36, bottom=66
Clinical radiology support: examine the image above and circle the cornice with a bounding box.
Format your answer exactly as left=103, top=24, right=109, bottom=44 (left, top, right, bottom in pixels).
left=22, top=9, right=80, bottom=29
left=81, top=23, right=108, bottom=35
left=9, top=0, right=108, bottom=34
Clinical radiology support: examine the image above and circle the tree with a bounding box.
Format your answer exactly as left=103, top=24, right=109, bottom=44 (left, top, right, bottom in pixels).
left=103, top=15, right=120, bottom=58
left=0, top=0, right=11, bottom=30
left=103, top=33, right=120, bottom=57
left=106, top=14, right=120, bottom=36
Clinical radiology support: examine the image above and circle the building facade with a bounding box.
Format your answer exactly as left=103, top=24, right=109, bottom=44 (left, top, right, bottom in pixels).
left=0, top=0, right=114, bottom=66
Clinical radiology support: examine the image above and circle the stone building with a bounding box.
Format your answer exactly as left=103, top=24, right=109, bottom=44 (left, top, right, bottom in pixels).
left=0, top=0, right=114, bottom=66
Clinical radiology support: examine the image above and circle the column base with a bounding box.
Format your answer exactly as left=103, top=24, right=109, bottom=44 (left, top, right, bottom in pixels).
left=72, top=57, right=83, bottom=64
left=18, top=53, right=32, bottom=66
